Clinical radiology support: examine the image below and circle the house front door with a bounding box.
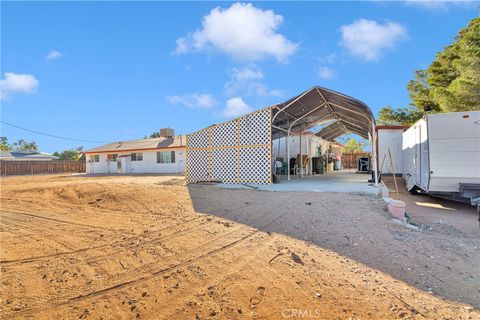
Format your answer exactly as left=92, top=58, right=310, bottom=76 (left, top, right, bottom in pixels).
left=117, top=159, right=122, bottom=174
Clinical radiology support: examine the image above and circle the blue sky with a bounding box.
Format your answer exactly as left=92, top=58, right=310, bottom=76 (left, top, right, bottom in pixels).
left=1, top=1, right=478, bottom=153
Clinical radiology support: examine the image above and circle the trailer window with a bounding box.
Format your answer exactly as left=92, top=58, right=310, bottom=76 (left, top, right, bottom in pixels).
left=90, top=155, right=99, bottom=162
left=107, top=154, right=118, bottom=161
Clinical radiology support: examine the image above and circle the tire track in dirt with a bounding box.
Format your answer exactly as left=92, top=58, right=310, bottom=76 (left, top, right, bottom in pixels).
left=4, top=225, right=252, bottom=317
left=1, top=213, right=110, bottom=240
left=151, top=233, right=276, bottom=318
left=2, top=186, right=190, bottom=220
left=0, top=219, right=36, bottom=237
left=1, top=218, right=250, bottom=315
left=0, top=222, right=89, bottom=256
left=1, top=210, right=119, bottom=231
left=2, top=205, right=193, bottom=231
left=0, top=214, right=209, bottom=265
left=67, top=227, right=258, bottom=303
left=1, top=204, right=193, bottom=237
left=6, top=211, right=289, bottom=318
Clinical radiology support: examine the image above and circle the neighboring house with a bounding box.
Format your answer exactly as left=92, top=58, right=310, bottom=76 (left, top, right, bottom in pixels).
left=84, top=129, right=186, bottom=174
left=0, top=150, right=60, bottom=161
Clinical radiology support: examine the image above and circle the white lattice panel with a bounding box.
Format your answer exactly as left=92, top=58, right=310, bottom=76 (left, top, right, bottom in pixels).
left=240, top=109, right=270, bottom=145
left=186, top=149, right=208, bottom=182
left=188, top=129, right=209, bottom=148
left=211, top=149, right=237, bottom=181
left=186, top=108, right=272, bottom=184
left=239, top=147, right=270, bottom=182
left=211, top=121, right=237, bottom=147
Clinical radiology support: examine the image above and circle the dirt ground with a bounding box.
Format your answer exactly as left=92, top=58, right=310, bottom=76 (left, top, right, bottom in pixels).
left=1, top=174, right=479, bottom=319
left=382, top=176, right=479, bottom=237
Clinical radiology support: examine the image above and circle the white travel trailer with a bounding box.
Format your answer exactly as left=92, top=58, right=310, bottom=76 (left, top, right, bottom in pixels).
left=402, top=111, right=480, bottom=205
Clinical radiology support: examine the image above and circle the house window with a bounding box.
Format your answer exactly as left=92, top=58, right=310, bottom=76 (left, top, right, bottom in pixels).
left=107, top=154, right=118, bottom=162
left=131, top=152, right=143, bottom=161
left=157, top=151, right=175, bottom=163
left=90, top=155, right=99, bottom=162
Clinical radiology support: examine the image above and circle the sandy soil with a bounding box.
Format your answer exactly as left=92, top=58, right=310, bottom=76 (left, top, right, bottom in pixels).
left=0, top=174, right=478, bottom=319
left=382, top=176, right=479, bottom=238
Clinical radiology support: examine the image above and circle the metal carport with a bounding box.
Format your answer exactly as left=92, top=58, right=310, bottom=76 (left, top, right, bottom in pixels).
left=271, top=86, right=377, bottom=185
left=186, top=86, right=378, bottom=186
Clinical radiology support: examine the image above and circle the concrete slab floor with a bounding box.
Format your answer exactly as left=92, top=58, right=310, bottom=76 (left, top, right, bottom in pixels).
left=217, top=170, right=380, bottom=194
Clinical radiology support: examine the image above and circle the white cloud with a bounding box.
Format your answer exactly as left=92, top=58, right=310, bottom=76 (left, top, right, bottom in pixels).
left=219, top=97, right=253, bottom=118
left=247, top=82, right=283, bottom=97
left=317, top=53, right=337, bottom=80
left=319, top=52, right=336, bottom=65
left=340, top=19, right=407, bottom=61
left=224, top=67, right=263, bottom=96
left=318, top=66, right=335, bottom=80
left=167, top=93, right=216, bottom=109
left=173, top=2, right=298, bottom=62
left=0, top=72, right=39, bottom=101
left=45, top=50, right=63, bottom=60
left=224, top=66, right=283, bottom=97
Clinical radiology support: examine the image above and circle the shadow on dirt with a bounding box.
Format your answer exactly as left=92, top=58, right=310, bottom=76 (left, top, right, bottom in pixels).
left=187, top=183, right=480, bottom=309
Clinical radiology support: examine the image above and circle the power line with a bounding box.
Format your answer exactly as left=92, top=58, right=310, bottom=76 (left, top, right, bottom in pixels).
left=0, top=120, right=108, bottom=144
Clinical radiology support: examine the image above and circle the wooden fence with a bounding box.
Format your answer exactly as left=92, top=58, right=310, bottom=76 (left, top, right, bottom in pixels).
left=0, top=160, right=86, bottom=176
left=341, top=152, right=371, bottom=169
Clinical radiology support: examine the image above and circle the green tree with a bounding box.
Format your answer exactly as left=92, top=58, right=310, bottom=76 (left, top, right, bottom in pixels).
left=377, top=106, right=424, bottom=126
left=53, top=149, right=81, bottom=161
left=379, top=17, right=480, bottom=125
left=445, top=18, right=480, bottom=111
left=150, top=131, right=161, bottom=138
left=0, top=137, right=12, bottom=151
left=144, top=131, right=161, bottom=139
left=343, top=138, right=366, bottom=153
left=407, top=70, right=440, bottom=112
left=12, top=139, right=38, bottom=151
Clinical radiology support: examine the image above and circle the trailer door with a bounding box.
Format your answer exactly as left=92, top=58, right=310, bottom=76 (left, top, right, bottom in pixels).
left=419, top=120, right=429, bottom=190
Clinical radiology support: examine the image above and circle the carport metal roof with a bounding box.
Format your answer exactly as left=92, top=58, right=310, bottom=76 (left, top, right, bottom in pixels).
left=271, top=86, right=375, bottom=141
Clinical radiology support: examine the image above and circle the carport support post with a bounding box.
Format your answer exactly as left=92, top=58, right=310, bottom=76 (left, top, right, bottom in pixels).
left=287, top=130, right=291, bottom=181
left=284, top=102, right=327, bottom=181
left=371, top=122, right=379, bottom=187
left=300, top=126, right=303, bottom=178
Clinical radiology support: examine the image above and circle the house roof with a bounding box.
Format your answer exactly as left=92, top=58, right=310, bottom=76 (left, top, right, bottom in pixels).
left=0, top=151, right=13, bottom=159
left=84, top=135, right=186, bottom=154
left=0, top=150, right=59, bottom=161
left=271, top=86, right=375, bottom=141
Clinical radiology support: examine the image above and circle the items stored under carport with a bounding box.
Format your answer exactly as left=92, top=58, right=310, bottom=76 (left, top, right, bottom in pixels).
left=312, top=157, right=325, bottom=174
left=357, top=157, right=370, bottom=173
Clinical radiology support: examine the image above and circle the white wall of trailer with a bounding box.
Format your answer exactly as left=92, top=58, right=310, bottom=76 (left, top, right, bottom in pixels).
left=86, top=148, right=186, bottom=174
left=427, top=111, right=480, bottom=192
left=402, top=111, right=480, bottom=193
left=377, top=129, right=404, bottom=175
left=402, top=119, right=429, bottom=191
